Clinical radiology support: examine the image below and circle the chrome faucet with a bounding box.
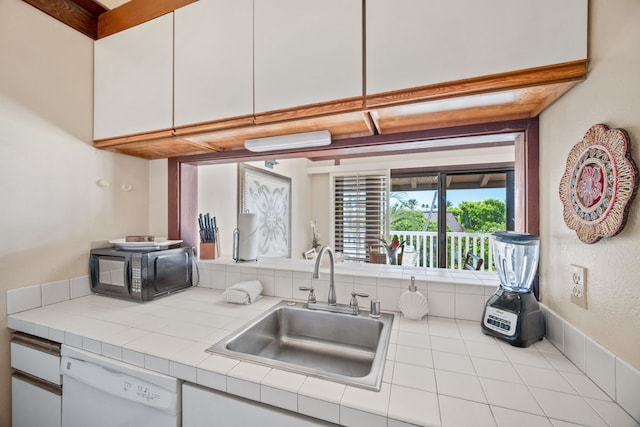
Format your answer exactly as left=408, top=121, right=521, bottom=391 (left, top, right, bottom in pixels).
left=313, top=246, right=336, bottom=305
left=302, top=246, right=369, bottom=315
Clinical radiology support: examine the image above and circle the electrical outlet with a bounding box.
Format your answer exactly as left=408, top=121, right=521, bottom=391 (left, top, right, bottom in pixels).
left=570, top=265, right=587, bottom=309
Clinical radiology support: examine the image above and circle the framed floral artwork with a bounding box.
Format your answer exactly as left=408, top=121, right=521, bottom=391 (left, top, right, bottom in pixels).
left=559, top=124, right=638, bottom=243
left=238, top=164, right=291, bottom=257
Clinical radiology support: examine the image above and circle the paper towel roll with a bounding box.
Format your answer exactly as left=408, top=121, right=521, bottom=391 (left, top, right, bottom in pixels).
left=237, top=212, right=259, bottom=261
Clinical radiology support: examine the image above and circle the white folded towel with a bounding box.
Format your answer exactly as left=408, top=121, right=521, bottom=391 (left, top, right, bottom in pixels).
left=222, top=280, right=263, bottom=305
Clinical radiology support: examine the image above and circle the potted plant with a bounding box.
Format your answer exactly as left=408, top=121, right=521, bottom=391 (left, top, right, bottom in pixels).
left=310, top=220, right=321, bottom=252
left=379, top=235, right=405, bottom=265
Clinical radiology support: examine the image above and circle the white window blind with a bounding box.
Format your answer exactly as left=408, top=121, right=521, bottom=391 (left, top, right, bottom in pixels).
left=332, top=173, right=388, bottom=262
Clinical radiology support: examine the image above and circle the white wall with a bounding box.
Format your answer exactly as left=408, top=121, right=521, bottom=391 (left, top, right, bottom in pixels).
left=0, top=1, right=152, bottom=423
left=198, top=163, right=238, bottom=256
left=149, top=159, right=169, bottom=237
left=539, top=0, right=640, bottom=371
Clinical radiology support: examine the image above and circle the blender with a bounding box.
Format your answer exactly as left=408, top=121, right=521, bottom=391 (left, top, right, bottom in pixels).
left=481, top=231, right=544, bottom=347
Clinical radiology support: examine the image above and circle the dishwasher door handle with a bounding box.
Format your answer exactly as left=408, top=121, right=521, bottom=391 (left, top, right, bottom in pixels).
left=60, top=356, right=178, bottom=414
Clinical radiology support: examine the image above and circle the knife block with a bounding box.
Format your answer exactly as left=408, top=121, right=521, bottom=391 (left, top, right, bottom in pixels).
left=200, top=242, right=216, bottom=260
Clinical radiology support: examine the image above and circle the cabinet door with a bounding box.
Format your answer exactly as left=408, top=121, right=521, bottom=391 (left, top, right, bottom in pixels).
left=94, top=13, right=174, bottom=140
left=174, top=0, right=254, bottom=127
left=12, top=376, right=61, bottom=427
left=182, top=383, right=334, bottom=426
left=254, top=0, right=362, bottom=114
left=366, top=0, right=588, bottom=95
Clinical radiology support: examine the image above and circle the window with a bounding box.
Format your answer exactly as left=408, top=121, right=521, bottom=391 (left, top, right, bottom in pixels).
left=331, top=166, right=514, bottom=268
left=390, top=166, right=514, bottom=269
left=171, top=119, right=539, bottom=273
left=332, top=172, right=388, bottom=262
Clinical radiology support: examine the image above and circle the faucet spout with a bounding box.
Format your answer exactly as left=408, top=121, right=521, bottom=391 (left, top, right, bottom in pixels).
left=313, top=246, right=336, bottom=306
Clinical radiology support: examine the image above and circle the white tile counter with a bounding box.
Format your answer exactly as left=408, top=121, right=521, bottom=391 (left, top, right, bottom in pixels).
left=7, top=284, right=639, bottom=427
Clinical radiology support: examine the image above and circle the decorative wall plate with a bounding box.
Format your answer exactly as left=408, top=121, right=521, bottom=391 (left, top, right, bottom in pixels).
left=559, top=124, right=638, bottom=243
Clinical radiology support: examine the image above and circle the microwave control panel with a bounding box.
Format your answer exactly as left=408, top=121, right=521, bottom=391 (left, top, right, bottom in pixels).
left=131, top=256, right=142, bottom=296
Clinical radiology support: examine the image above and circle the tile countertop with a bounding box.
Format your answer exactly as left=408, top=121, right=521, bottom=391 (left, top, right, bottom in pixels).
left=7, top=288, right=638, bottom=427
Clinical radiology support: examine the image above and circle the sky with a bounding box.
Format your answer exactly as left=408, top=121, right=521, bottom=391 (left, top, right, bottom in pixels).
left=392, top=188, right=506, bottom=209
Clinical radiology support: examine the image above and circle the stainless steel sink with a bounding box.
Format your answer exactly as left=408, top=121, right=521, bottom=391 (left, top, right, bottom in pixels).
left=207, top=300, right=394, bottom=391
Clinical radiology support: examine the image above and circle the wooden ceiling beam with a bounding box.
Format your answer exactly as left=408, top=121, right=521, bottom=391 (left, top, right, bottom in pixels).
left=21, top=0, right=107, bottom=39
left=22, top=0, right=199, bottom=40
left=97, top=0, right=198, bottom=39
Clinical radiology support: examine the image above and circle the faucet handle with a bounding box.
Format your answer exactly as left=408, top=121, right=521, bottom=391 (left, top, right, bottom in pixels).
left=349, top=291, right=369, bottom=308
left=298, top=286, right=317, bottom=303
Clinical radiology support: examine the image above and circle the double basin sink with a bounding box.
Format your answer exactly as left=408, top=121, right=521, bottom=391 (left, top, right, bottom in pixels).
left=207, top=300, right=394, bottom=391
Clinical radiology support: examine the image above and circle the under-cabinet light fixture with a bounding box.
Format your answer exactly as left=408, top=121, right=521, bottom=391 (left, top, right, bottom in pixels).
left=245, top=130, right=331, bottom=152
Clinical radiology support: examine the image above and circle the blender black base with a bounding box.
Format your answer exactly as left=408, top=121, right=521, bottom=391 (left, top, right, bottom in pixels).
left=481, top=287, right=545, bottom=348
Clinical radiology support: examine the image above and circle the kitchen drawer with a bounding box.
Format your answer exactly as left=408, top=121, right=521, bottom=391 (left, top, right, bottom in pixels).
left=11, top=332, right=61, bottom=385
left=12, top=373, right=62, bottom=427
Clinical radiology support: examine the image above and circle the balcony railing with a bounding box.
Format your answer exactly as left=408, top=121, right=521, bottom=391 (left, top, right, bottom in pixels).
left=391, top=231, right=495, bottom=271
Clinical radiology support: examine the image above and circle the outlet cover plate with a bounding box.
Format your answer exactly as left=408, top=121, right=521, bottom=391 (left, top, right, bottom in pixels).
left=570, top=264, right=587, bottom=309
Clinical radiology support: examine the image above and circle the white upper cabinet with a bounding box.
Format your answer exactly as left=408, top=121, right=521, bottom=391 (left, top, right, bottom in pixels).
left=366, top=0, right=588, bottom=95
left=94, top=13, right=174, bottom=140
left=254, top=0, right=363, bottom=114
left=174, top=0, right=254, bottom=127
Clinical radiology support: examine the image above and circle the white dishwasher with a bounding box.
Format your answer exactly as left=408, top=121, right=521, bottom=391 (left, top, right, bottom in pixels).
left=60, top=345, right=181, bottom=427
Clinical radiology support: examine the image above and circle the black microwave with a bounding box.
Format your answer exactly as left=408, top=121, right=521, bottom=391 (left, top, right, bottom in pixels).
left=89, top=246, right=193, bottom=301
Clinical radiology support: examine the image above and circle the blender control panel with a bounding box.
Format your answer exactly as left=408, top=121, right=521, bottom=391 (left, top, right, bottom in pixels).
left=483, top=307, right=518, bottom=337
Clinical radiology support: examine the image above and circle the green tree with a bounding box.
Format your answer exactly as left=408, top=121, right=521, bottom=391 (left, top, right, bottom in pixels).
left=389, top=193, right=428, bottom=231
left=425, top=219, right=438, bottom=231
left=390, top=193, right=418, bottom=210
left=450, top=199, right=506, bottom=232
left=391, top=208, right=427, bottom=231
left=406, top=199, right=418, bottom=210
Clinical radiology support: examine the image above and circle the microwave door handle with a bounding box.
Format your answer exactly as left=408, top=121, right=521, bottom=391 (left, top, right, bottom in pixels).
left=126, top=259, right=132, bottom=293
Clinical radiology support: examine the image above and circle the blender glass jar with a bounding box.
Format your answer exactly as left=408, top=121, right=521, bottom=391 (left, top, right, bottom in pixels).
left=491, top=232, right=539, bottom=292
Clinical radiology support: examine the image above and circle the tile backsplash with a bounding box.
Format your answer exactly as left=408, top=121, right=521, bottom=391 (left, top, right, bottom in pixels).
left=194, top=259, right=499, bottom=322
left=41, top=279, right=71, bottom=306
left=5, top=284, right=42, bottom=315
left=5, top=276, right=90, bottom=315
left=543, top=306, right=640, bottom=423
